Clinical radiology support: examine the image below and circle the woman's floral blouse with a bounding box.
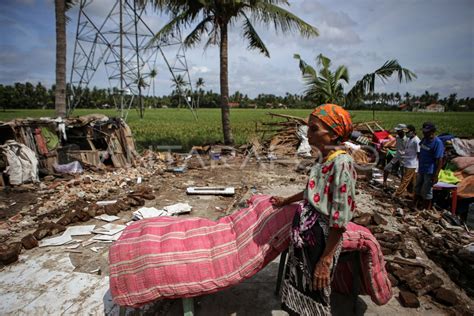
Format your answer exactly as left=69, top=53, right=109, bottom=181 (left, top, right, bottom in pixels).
left=303, top=153, right=357, bottom=229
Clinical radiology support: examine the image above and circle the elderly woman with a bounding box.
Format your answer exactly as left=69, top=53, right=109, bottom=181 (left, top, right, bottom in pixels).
left=271, top=104, right=356, bottom=316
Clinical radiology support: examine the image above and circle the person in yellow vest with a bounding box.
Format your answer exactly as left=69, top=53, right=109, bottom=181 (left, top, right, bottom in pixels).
left=271, top=104, right=356, bottom=316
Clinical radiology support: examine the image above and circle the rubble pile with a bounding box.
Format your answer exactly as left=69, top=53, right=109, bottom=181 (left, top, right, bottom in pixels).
left=353, top=186, right=473, bottom=313
left=1, top=114, right=473, bottom=313
left=0, top=147, right=176, bottom=265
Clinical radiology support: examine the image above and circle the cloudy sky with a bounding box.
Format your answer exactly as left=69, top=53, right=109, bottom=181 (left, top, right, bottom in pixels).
left=0, top=0, right=473, bottom=98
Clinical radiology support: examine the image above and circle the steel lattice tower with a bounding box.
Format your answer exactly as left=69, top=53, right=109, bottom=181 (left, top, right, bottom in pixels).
left=69, top=0, right=196, bottom=120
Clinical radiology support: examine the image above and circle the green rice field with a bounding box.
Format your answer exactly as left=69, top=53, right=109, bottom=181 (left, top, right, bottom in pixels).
left=1, top=109, right=472, bottom=150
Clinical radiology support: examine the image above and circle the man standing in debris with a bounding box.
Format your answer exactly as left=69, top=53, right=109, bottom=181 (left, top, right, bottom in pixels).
left=395, top=124, right=420, bottom=198
left=415, top=122, right=444, bottom=210
left=383, top=124, right=408, bottom=188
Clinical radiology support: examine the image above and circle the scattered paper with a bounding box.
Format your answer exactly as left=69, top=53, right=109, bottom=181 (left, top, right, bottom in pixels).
left=92, top=231, right=123, bottom=241
left=137, top=177, right=142, bottom=184
left=93, top=223, right=126, bottom=236
left=39, top=225, right=95, bottom=247
left=63, top=225, right=96, bottom=236
left=164, top=203, right=192, bottom=215
left=90, top=246, right=104, bottom=253
left=82, top=239, right=97, bottom=247
left=133, top=207, right=167, bottom=220
left=94, top=214, right=120, bottom=222
left=96, top=200, right=117, bottom=206
left=39, top=234, right=73, bottom=247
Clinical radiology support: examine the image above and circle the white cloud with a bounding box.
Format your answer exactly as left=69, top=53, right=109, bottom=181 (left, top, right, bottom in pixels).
left=1, top=0, right=473, bottom=99
left=190, top=66, right=210, bottom=74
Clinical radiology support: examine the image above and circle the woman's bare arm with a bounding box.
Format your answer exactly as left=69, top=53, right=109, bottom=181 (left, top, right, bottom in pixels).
left=271, top=191, right=305, bottom=207
left=313, top=227, right=344, bottom=289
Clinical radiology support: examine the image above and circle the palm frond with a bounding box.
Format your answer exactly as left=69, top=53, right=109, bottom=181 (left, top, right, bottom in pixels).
left=242, top=13, right=269, bottom=57
left=347, top=60, right=417, bottom=102
left=316, top=53, right=331, bottom=69
left=334, top=65, right=349, bottom=84
left=183, top=16, right=213, bottom=47
left=148, top=9, right=198, bottom=47
left=293, top=54, right=316, bottom=78
left=251, top=2, right=318, bottom=38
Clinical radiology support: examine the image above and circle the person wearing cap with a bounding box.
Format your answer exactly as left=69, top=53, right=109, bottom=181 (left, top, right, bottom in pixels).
left=383, top=123, right=408, bottom=188
left=415, top=122, right=444, bottom=210
left=395, top=124, right=420, bottom=197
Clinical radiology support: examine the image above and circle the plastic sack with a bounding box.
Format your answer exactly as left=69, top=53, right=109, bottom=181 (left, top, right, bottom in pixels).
left=296, top=125, right=312, bottom=157
left=53, top=161, right=83, bottom=174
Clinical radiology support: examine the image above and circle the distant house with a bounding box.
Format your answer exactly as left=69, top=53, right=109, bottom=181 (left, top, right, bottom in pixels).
left=228, top=102, right=240, bottom=108
left=399, top=103, right=410, bottom=111
left=424, top=103, right=445, bottom=112
left=412, top=103, right=445, bottom=112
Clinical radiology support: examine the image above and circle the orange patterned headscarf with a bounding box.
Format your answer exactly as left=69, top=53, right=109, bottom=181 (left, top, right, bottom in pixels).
left=311, top=104, right=353, bottom=142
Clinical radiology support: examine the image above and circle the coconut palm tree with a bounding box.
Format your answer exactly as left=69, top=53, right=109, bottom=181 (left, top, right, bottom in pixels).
left=149, top=68, right=158, bottom=107
left=294, top=53, right=349, bottom=105
left=295, top=53, right=416, bottom=107
left=148, top=0, right=318, bottom=145
left=54, top=0, right=76, bottom=118
left=195, top=77, right=205, bottom=109
left=171, top=74, right=187, bottom=108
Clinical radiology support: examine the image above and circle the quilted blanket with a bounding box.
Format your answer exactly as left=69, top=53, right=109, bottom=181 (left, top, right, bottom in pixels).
left=109, top=195, right=392, bottom=307
left=332, top=222, right=392, bottom=305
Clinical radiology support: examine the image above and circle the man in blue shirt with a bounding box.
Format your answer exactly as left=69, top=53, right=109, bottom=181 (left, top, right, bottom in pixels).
left=415, top=122, right=444, bottom=210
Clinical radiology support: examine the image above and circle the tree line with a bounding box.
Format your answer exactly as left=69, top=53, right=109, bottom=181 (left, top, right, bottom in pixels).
left=1, top=81, right=472, bottom=111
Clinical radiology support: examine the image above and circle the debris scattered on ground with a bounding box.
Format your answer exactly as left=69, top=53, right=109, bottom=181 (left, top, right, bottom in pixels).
left=163, top=203, right=192, bottom=216
left=94, top=214, right=120, bottom=222
left=0, top=115, right=473, bottom=314
left=133, top=207, right=167, bottom=220
left=186, top=187, right=235, bottom=195
left=93, top=223, right=125, bottom=236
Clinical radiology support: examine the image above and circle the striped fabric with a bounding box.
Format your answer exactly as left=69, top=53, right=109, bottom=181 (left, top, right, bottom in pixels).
left=109, top=195, right=392, bottom=307
left=109, top=195, right=295, bottom=307
left=331, top=222, right=393, bottom=305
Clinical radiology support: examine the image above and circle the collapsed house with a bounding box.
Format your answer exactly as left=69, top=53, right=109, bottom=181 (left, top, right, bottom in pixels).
left=0, top=114, right=138, bottom=186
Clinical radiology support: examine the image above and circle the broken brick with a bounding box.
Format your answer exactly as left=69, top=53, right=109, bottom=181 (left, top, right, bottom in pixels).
left=373, top=212, right=388, bottom=226
left=399, top=290, right=420, bottom=308
left=33, top=223, right=66, bottom=240
left=8, top=213, right=23, bottom=223
left=353, top=213, right=373, bottom=226
left=0, top=242, right=22, bottom=265
left=401, top=247, right=417, bottom=259
left=406, top=273, right=443, bottom=296
left=392, top=266, right=424, bottom=283
left=104, top=204, right=119, bottom=216
left=432, top=288, right=458, bottom=306
left=21, top=234, right=38, bottom=250
left=374, top=232, right=401, bottom=243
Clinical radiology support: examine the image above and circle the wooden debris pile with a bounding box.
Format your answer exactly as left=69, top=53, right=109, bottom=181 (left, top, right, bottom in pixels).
left=256, top=113, right=306, bottom=158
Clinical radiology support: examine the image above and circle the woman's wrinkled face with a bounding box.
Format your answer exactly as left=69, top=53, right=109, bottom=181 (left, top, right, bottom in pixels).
left=307, top=115, right=337, bottom=154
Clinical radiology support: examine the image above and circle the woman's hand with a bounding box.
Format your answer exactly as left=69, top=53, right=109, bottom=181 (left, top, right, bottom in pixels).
left=270, top=196, right=287, bottom=207
left=313, top=256, right=333, bottom=290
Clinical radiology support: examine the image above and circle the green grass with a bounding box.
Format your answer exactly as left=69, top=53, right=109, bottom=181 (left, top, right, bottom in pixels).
left=1, top=109, right=473, bottom=150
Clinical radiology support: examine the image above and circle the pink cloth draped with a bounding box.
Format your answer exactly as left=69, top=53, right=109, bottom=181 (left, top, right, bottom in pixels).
left=109, top=195, right=391, bottom=307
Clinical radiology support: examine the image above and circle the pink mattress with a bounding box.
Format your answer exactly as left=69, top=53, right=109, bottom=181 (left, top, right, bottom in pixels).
left=109, top=195, right=392, bottom=307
